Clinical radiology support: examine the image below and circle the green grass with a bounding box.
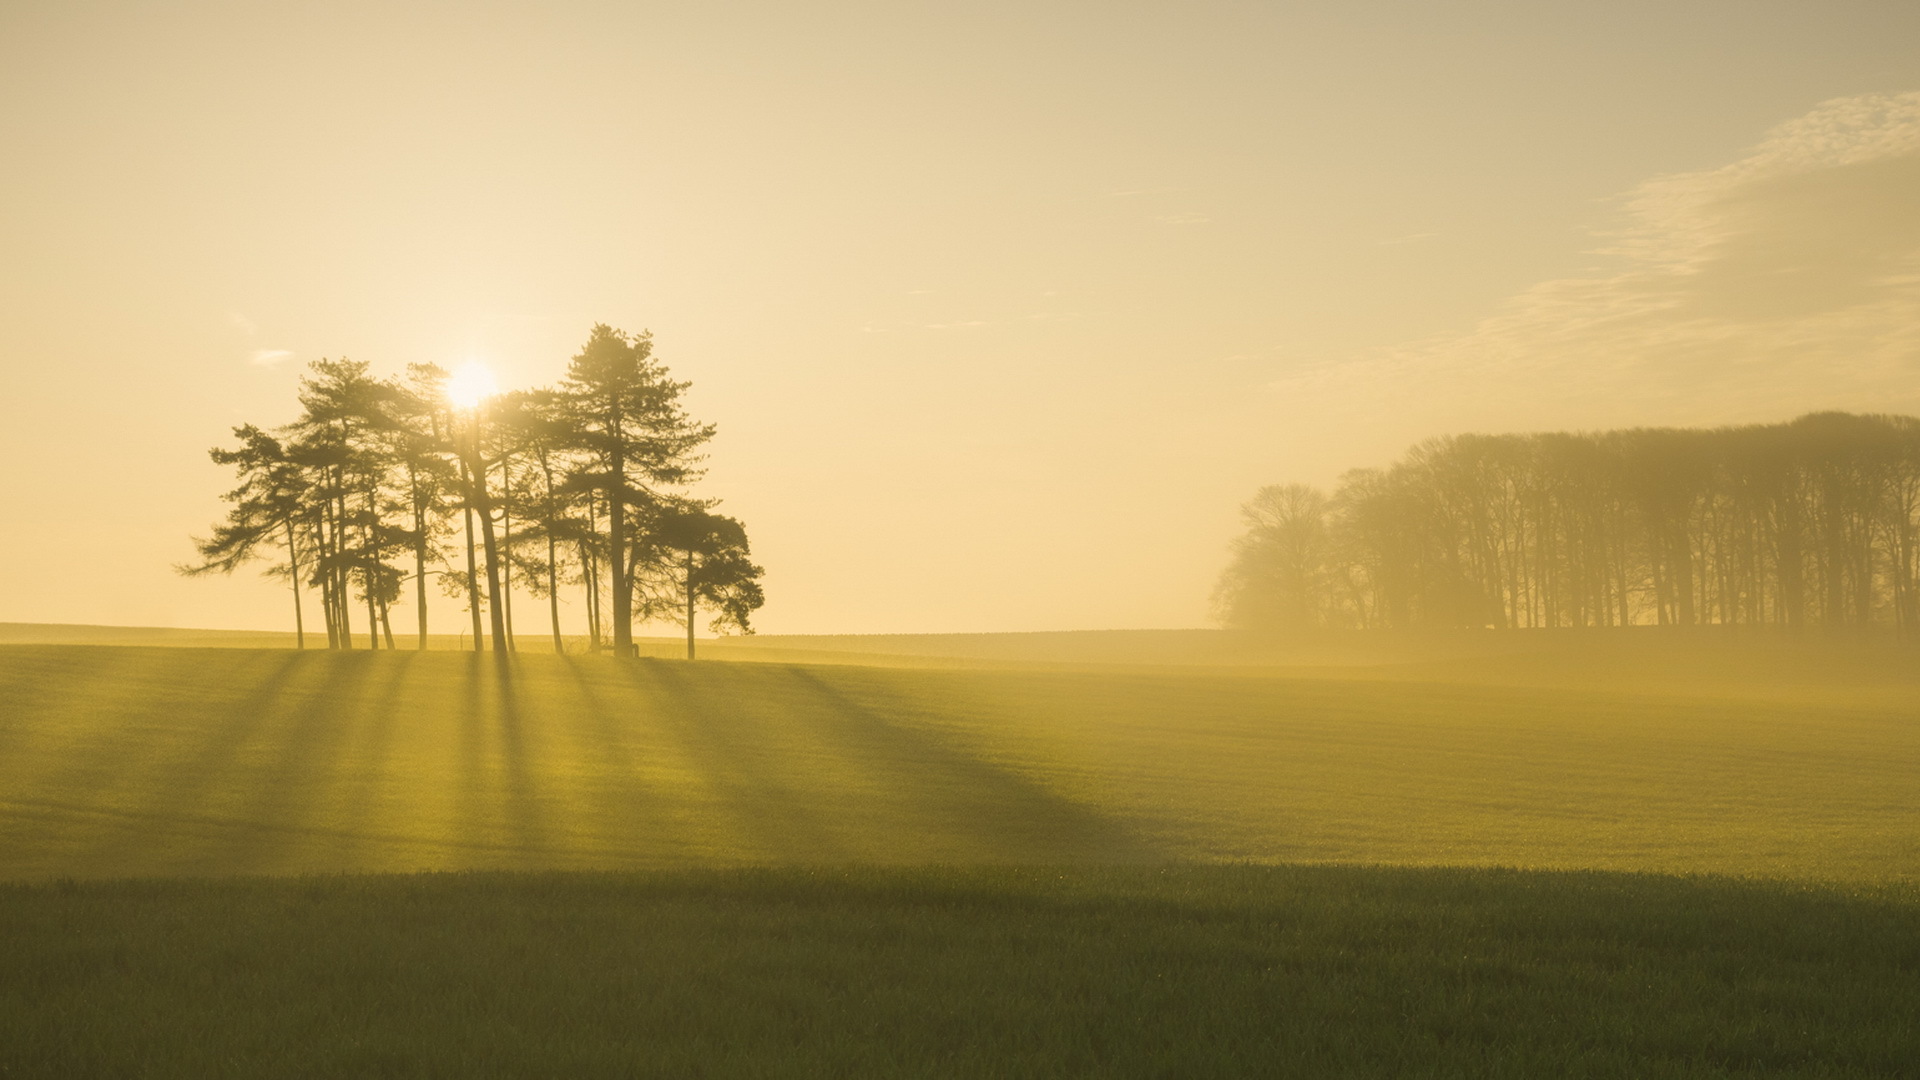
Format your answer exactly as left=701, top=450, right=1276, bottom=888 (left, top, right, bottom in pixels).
left=2, top=634, right=1917, bottom=1076
left=4, top=866, right=1918, bottom=1078
left=2, top=642, right=1915, bottom=879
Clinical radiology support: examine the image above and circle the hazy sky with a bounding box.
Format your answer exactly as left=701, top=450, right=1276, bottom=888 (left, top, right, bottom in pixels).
left=3, top=1, right=1918, bottom=635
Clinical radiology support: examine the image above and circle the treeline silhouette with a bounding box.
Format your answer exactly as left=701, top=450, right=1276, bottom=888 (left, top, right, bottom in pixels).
left=1216, top=412, right=1920, bottom=631
left=185, top=324, right=762, bottom=657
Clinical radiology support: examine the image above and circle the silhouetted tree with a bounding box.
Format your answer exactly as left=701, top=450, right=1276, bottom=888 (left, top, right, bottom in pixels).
left=180, top=425, right=313, bottom=647
left=634, top=505, right=765, bottom=659
left=556, top=325, right=714, bottom=656
left=188, top=326, right=756, bottom=654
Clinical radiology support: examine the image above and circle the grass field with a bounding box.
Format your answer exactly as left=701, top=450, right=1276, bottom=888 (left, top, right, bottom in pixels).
left=6, top=867, right=1917, bottom=1079
left=2, top=630, right=1917, bottom=1075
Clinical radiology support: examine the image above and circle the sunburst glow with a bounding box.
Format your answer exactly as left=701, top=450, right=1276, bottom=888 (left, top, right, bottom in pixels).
left=445, top=360, right=499, bottom=410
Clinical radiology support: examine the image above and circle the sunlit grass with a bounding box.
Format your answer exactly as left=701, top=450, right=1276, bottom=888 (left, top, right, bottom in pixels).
left=3, top=639, right=1918, bottom=1075
left=1, top=641, right=1915, bottom=881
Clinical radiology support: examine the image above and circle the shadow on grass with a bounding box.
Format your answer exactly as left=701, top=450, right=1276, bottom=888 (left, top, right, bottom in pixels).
left=621, top=661, right=1158, bottom=863
left=30, top=652, right=311, bottom=869
left=556, top=656, right=719, bottom=860
left=623, top=659, right=851, bottom=860
left=487, top=657, right=550, bottom=857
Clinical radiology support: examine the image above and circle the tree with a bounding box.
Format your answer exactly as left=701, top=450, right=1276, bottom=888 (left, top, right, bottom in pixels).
left=492, top=388, right=582, bottom=654
left=392, top=364, right=460, bottom=650
left=557, top=325, right=715, bottom=656
left=285, top=357, right=409, bottom=649
left=180, top=425, right=312, bottom=648
left=1212, top=484, right=1332, bottom=630
left=449, top=389, right=510, bottom=656
left=186, top=327, right=760, bottom=653
left=1216, top=412, right=1920, bottom=631
left=636, top=505, right=765, bottom=659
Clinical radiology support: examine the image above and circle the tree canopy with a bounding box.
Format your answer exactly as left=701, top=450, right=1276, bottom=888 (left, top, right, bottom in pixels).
left=184, top=324, right=763, bottom=656
left=1216, top=412, right=1920, bottom=631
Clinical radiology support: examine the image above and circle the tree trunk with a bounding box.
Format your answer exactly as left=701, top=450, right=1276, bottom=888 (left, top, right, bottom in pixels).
left=500, top=464, right=516, bottom=653
left=608, top=404, right=632, bottom=657
left=284, top=516, right=306, bottom=650
left=583, top=499, right=601, bottom=651
left=467, top=418, right=510, bottom=659
left=462, top=465, right=483, bottom=652
left=685, top=547, right=697, bottom=661
left=479, top=500, right=509, bottom=656
left=412, top=464, right=429, bottom=651
left=542, top=450, right=563, bottom=656
left=610, top=485, right=630, bottom=657
left=365, top=480, right=381, bottom=650
left=336, top=472, right=355, bottom=649
left=548, top=532, right=563, bottom=656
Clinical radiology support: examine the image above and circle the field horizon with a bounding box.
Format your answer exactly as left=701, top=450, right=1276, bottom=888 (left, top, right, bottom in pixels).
left=4, top=628, right=1916, bottom=883
left=5, top=626, right=1918, bottom=1075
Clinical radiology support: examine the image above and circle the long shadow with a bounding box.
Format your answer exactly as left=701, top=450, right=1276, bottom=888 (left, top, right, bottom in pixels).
left=555, top=657, right=708, bottom=862
left=490, top=660, right=552, bottom=858
left=623, top=661, right=849, bottom=861
left=205, top=652, right=382, bottom=871
left=326, top=652, right=418, bottom=862
left=629, top=662, right=1159, bottom=863
left=0, top=646, right=150, bottom=769
left=775, top=666, right=1160, bottom=863
left=453, top=655, right=491, bottom=855
left=40, top=651, right=309, bottom=867
left=0, top=646, right=92, bottom=755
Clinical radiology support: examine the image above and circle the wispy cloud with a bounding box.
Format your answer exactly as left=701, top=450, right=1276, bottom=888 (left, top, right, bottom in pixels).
left=1275, top=91, right=1920, bottom=430
left=250, top=349, right=293, bottom=367
left=1159, top=212, right=1211, bottom=226
left=925, top=320, right=987, bottom=330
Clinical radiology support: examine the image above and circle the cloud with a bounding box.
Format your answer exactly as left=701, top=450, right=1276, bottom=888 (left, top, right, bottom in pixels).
left=229, top=311, right=256, bottom=335
left=250, top=349, right=293, bottom=366
left=1159, top=212, right=1211, bottom=225
left=1276, top=91, right=1920, bottom=432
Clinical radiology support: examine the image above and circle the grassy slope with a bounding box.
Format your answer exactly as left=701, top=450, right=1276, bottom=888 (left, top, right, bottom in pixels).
left=1, top=638, right=1916, bottom=880
left=3, top=634, right=1918, bottom=1077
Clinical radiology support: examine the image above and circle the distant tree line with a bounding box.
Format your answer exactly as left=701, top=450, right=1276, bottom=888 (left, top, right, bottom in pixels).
left=184, top=324, right=764, bottom=657
left=1215, top=412, right=1920, bottom=631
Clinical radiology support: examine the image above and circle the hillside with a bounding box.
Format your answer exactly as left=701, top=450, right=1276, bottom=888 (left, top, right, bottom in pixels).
left=2, top=638, right=1915, bottom=881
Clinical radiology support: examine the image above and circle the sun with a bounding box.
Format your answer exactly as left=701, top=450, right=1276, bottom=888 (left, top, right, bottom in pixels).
left=445, top=360, right=499, bottom=410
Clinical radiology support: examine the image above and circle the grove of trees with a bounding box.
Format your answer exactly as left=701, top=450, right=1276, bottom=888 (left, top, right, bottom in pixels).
left=184, top=324, right=764, bottom=657
left=1215, top=412, right=1920, bottom=631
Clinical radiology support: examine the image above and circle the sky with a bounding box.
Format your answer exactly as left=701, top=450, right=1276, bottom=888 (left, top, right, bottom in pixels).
left=2, top=1, right=1918, bottom=635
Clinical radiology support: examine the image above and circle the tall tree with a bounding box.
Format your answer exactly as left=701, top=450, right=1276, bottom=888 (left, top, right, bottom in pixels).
left=450, top=390, right=510, bottom=656
left=557, top=325, right=714, bottom=656
left=181, top=425, right=312, bottom=647
left=392, top=364, right=459, bottom=650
